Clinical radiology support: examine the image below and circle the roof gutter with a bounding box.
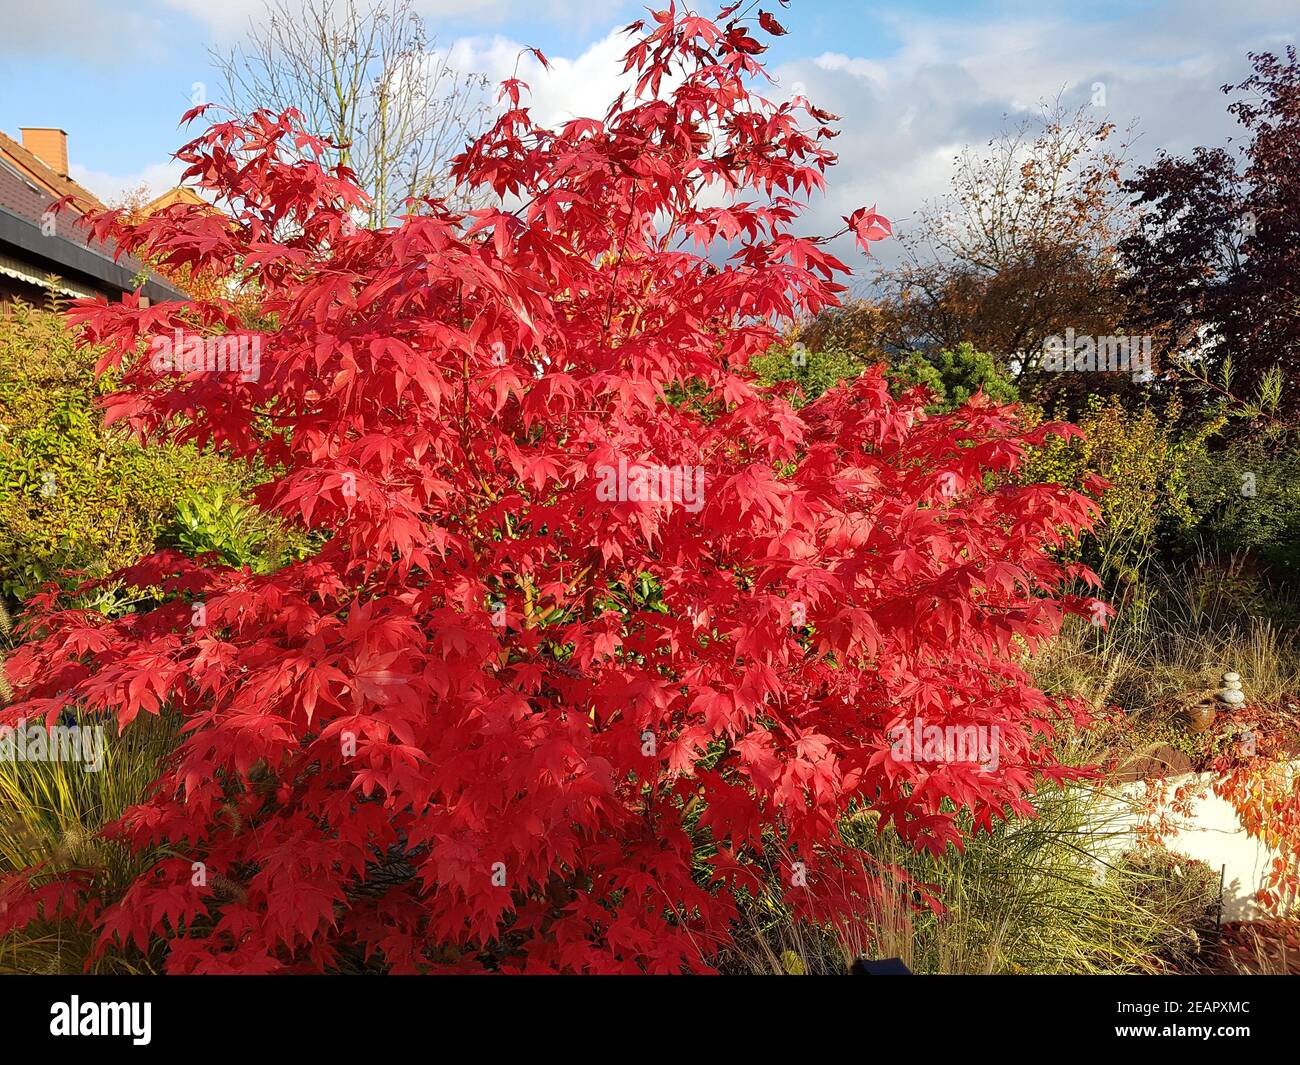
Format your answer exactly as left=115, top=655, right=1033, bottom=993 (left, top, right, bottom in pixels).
left=0, top=204, right=184, bottom=304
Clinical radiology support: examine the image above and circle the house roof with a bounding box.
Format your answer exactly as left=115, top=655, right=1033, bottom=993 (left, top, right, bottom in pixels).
left=0, top=159, right=182, bottom=304
left=0, top=129, right=104, bottom=213
left=142, top=186, right=210, bottom=215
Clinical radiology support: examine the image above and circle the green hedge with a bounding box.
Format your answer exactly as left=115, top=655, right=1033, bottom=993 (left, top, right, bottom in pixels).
left=0, top=301, right=241, bottom=603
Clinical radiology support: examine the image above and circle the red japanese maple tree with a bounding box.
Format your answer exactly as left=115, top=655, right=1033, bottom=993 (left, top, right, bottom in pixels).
left=1, top=5, right=1104, bottom=973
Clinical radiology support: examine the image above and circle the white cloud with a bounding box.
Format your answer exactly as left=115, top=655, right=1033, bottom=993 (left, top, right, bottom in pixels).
left=69, top=158, right=188, bottom=208
left=763, top=0, right=1297, bottom=274
left=159, top=0, right=264, bottom=40
left=447, top=28, right=632, bottom=128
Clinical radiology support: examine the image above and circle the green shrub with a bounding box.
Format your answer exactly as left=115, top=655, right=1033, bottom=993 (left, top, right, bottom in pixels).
left=1019, top=388, right=1300, bottom=592
left=166, top=486, right=310, bottom=573
left=0, top=301, right=244, bottom=602
left=749, top=344, right=867, bottom=408
left=751, top=339, right=1016, bottom=413
left=888, top=342, right=1019, bottom=410
left=1183, top=434, right=1300, bottom=572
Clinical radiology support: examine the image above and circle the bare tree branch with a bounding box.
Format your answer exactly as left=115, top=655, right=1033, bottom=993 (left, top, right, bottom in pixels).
left=212, top=0, right=491, bottom=225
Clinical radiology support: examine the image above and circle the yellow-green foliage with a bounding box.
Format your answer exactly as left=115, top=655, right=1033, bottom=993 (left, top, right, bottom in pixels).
left=0, top=301, right=240, bottom=601
left=1021, top=397, right=1221, bottom=590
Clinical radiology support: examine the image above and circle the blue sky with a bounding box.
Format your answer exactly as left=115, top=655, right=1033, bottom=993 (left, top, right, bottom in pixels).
left=1, top=0, right=1295, bottom=268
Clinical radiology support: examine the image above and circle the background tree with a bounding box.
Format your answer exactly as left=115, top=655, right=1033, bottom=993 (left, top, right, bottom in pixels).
left=214, top=0, right=490, bottom=224
left=879, top=102, right=1133, bottom=380
left=1120, top=48, right=1300, bottom=414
